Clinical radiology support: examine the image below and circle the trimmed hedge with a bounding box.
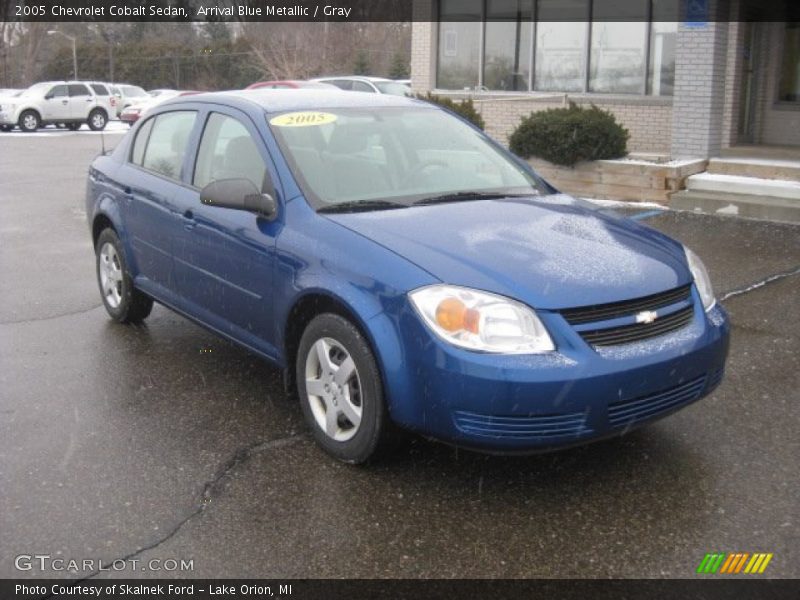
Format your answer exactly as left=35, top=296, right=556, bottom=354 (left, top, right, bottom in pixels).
left=416, top=93, right=485, bottom=130
left=508, top=103, right=629, bottom=167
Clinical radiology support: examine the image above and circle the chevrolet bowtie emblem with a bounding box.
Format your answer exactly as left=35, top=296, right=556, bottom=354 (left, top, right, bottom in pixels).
left=636, top=310, right=658, bottom=324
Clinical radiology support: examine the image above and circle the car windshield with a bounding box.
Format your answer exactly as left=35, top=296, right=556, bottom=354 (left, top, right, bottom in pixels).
left=122, top=85, right=147, bottom=97
left=374, top=82, right=412, bottom=96
left=269, top=106, right=544, bottom=210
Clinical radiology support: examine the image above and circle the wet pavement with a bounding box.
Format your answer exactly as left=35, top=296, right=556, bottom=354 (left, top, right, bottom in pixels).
left=1, top=133, right=798, bottom=579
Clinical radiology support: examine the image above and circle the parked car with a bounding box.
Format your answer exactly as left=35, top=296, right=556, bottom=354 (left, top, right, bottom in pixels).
left=0, top=81, right=109, bottom=132
left=246, top=80, right=336, bottom=90
left=109, top=84, right=150, bottom=117
left=119, top=90, right=198, bottom=125
left=86, top=90, right=729, bottom=463
left=311, top=76, right=412, bottom=96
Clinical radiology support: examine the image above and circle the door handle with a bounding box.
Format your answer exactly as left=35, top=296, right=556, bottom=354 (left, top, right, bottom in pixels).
left=86, top=98, right=93, bottom=102
left=182, top=209, right=196, bottom=231
left=122, top=187, right=133, bottom=204
left=61, top=100, right=68, bottom=105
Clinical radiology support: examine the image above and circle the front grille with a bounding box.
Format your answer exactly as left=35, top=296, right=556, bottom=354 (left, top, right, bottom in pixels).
left=453, top=410, right=592, bottom=440
left=579, top=305, right=694, bottom=346
left=608, top=375, right=707, bottom=428
left=561, top=284, right=692, bottom=325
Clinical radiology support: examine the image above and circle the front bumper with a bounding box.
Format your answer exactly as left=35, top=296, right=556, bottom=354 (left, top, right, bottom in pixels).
left=0, top=110, right=17, bottom=125
left=381, top=291, right=730, bottom=452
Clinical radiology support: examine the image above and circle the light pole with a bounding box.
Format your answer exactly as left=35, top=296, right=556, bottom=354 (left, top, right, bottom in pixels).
left=47, top=30, right=78, bottom=80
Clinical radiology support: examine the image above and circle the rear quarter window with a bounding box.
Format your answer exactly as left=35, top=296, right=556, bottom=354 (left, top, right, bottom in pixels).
left=131, top=118, right=155, bottom=166
left=90, top=84, right=109, bottom=95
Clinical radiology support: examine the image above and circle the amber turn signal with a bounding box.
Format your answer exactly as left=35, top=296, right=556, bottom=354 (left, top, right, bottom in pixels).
left=435, top=297, right=480, bottom=334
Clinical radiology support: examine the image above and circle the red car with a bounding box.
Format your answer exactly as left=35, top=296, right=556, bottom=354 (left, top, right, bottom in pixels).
left=245, top=80, right=335, bottom=90
left=120, top=90, right=201, bottom=125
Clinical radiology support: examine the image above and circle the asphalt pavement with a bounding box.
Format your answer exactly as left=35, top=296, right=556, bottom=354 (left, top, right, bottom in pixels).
left=0, top=131, right=798, bottom=579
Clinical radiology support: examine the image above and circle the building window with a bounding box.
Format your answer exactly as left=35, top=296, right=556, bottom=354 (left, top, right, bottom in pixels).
left=779, top=22, right=800, bottom=102
left=437, top=0, right=482, bottom=90
left=483, top=0, right=533, bottom=91
left=534, top=0, right=588, bottom=92
left=436, top=0, right=676, bottom=97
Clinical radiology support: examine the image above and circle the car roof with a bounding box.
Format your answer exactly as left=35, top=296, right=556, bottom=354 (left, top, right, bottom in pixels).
left=157, top=89, right=428, bottom=114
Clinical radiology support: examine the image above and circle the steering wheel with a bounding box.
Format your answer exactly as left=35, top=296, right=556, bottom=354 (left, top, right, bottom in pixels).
left=401, top=159, right=448, bottom=187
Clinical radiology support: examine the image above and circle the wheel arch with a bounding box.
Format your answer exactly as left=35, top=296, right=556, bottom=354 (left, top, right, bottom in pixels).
left=282, top=291, right=388, bottom=402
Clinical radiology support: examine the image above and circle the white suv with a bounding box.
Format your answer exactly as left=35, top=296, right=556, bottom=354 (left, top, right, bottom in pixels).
left=0, top=81, right=109, bottom=132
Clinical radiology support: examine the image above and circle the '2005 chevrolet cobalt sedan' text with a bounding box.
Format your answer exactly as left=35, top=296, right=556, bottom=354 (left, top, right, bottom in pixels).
left=86, top=90, right=729, bottom=463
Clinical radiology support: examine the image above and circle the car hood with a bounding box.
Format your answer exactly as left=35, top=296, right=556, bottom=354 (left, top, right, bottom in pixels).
left=326, top=195, right=691, bottom=310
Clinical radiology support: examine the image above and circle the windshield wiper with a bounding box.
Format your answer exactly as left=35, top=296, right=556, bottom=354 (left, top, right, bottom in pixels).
left=411, top=191, right=528, bottom=206
left=318, top=200, right=407, bottom=214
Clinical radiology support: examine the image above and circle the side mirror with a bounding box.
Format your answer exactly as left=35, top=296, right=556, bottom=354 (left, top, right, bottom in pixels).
left=200, top=178, right=277, bottom=221
left=44, top=93, right=53, bottom=100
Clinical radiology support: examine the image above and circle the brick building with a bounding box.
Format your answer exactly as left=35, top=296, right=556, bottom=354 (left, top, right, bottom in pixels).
left=410, top=1, right=800, bottom=160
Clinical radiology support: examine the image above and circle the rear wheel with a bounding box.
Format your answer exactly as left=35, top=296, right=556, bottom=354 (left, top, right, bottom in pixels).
left=88, top=109, right=107, bottom=131
left=296, top=313, right=386, bottom=463
left=95, top=228, right=153, bottom=323
left=18, top=110, right=40, bottom=132
left=0, top=125, right=11, bottom=132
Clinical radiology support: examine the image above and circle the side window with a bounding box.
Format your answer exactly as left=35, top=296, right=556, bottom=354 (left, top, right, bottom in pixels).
left=141, top=111, right=197, bottom=181
left=352, top=81, right=375, bottom=93
left=330, top=80, right=352, bottom=91
left=68, top=84, right=90, bottom=97
left=90, top=84, right=108, bottom=96
left=49, top=85, right=68, bottom=98
left=193, top=112, right=267, bottom=192
left=131, top=117, right=155, bottom=166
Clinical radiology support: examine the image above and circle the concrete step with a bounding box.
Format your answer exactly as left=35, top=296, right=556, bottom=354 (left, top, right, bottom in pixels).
left=685, top=173, right=800, bottom=200
left=670, top=190, right=800, bottom=223
left=707, top=157, right=800, bottom=181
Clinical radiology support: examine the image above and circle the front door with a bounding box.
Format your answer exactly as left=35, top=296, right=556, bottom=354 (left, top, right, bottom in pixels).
left=40, top=84, right=70, bottom=121
left=172, top=108, right=281, bottom=357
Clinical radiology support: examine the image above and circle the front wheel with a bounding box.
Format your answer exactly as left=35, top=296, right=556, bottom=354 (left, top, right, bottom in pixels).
left=18, top=110, right=40, bottom=132
left=297, top=313, right=387, bottom=463
left=95, top=228, right=153, bottom=323
left=88, top=109, right=107, bottom=131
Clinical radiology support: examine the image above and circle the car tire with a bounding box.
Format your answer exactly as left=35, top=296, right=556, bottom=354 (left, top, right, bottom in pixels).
left=95, top=228, right=153, bottom=323
left=18, top=110, right=40, bottom=132
left=88, top=109, right=107, bottom=131
left=67, top=123, right=81, bottom=131
left=296, top=313, right=387, bottom=464
left=0, top=125, right=11, bottom=132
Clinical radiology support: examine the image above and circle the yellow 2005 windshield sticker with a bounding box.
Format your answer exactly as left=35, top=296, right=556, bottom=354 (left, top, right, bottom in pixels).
left=270, top=112, right=337, bottom=127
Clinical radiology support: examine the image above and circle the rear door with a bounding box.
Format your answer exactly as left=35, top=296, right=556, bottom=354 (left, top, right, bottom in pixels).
left=118, top=110, right=198, bottom=294
left=67, top=83, right=94, bottom=120
left=172, top=106, right=282, bottom=355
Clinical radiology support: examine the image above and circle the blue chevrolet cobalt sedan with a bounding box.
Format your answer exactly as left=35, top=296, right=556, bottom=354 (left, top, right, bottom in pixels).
left=86, top=90, right=729, bottom=463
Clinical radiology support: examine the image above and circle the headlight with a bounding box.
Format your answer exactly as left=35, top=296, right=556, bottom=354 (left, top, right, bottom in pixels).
left=684, top=246, right=716, bottom=311
left=409, top=285, right=555, bottom=354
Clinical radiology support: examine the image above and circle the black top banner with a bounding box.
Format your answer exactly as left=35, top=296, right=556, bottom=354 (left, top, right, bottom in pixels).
left=3, top=0, right=800, bottom=23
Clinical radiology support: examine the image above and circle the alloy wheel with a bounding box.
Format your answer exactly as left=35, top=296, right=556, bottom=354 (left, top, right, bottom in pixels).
left=304, top=337, right=363, bottom=442
left=99, top=242, right=123, bottom=308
